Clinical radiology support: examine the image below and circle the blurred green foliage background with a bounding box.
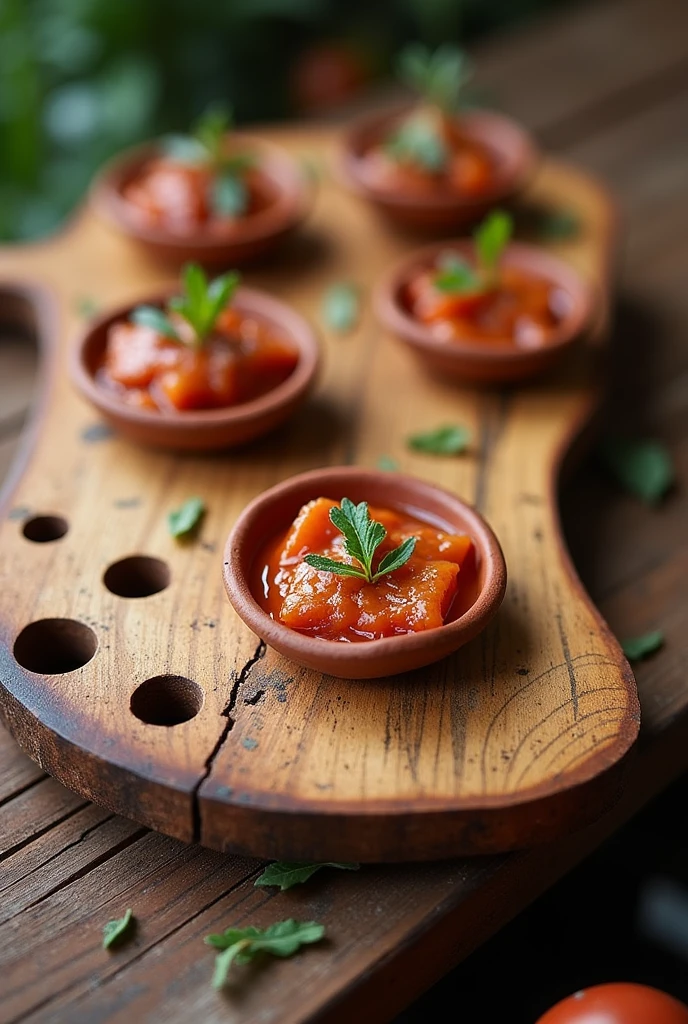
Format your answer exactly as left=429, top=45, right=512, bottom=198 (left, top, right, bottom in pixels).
left=0, top=0, right=567, bottom=242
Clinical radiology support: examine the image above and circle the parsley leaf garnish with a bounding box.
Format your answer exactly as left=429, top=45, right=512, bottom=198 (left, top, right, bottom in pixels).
left=304, top=498, right=416, bottom=584
left=255, top=861, right=359, bottom=891
left=322, top=283, right=360, bottom=333
left=408, top=424, right=471, bottom=455
left=601, top=439, right=674, bottom=504
left=622, top=630, right=664, bottom=662
left=475, top=209, right=513, bottom=279
left=205, top=919, right=325, bottom=989
left=131, top=262, right=240, bottom=349
left=434, top=252, right=482, bottom=294
left=103, top=908, right=135, bottom=950
left=168, top=496, right=206, bottom=539
left=397, top=43, right=473, bottom=114
left=432, top=211, right=513, bottom=295
left=386, top=113, right=448, bottom=173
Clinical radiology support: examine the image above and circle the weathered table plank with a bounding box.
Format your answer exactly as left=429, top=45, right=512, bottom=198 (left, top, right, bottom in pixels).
left=1, top=0, right=687, bottom=1020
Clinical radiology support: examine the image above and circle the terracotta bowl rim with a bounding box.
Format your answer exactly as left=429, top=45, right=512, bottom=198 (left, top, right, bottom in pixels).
left=70, top=286, right=320, bottom=430
left=90, top=134, right=313, bottom=251
left=336, top=105, right=540, bottom=211
left=373, top=239, right=596, bottom=364
left=223, top=465, right=507, bottom=667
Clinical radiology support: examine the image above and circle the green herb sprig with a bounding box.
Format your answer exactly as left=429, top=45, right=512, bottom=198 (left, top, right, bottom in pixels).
left=255, top=861, right=359, bottom=891
left=304, top=498, right=416, bottom=584
left=103, top=908, right=135, bottom=950
left=205, top=919, right=325, bottom=989
left=131, top=263, right=240, bottom=350
left=408, top=424, right=471, bottom=455
left=397, top=43, right=473, bottom=115
left=168, top=496, right=206, bottom=539
left=435, top=210, right=513, bottom=295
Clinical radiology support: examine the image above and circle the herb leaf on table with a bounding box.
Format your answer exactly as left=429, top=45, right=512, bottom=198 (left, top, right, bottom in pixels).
left=601, top=439, right=674, bottom=504
left=168, top=497, right=206, bottom=539
left=304, top=498, right=416, bottom=584
left=322, top=283, right=360, bottom=333
left=622, top=630, right=664, bottom=662
left=408, top=424, right=471, bottom=455
left=255, top=861, right=360, bottom=891
left=103, top=908, right=135, bottom=950
left=205, top=919, right=325, bottom=988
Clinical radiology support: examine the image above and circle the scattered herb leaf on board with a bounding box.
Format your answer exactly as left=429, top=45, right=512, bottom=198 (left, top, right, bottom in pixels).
left=168, top=497, right=206, bottom=539
left=322, top=283, right=360, bottom=333
left=103, top=908, right=135, bottom=950
left=255, top=861, right=360, bottom=891
left=305, top=498, right=416, bottom=584
left=601, top=439, right=674, bottom=504
left=377, top=455, right=399, bottom=472
left=537, top=210, right=580, bottom=240
left=622, top=630, right=664, bottom=662
left=408, top=424, right=471, bottom=455
left=205, top=919, right=325, bottom=989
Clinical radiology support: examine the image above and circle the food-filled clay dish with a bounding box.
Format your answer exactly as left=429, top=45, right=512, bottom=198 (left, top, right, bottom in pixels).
left=91, top=107, right=312, bottom=265
left=223, top=466, right=506, bottom=679
left=374, top=210, right=594, bottom=384
left=337, top=44, right=538, bottom=231
left=71, top=264, right=319, bottom=451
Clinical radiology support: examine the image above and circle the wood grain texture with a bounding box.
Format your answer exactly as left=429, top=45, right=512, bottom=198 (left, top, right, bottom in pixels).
left=0, top=0, right=687, bottom=1019
left=0, top=137, right=639, bottom=861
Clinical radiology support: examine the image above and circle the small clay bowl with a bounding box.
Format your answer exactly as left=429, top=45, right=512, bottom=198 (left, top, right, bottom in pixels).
left=91, top=135, right=313, bottom=266
left=374, top=239, right=595, bottom=385
left=223, top=466, right=506, bottom=679
left=70, top=288, right=320, bottom=451
left=337, top=106, right=539, bottom=232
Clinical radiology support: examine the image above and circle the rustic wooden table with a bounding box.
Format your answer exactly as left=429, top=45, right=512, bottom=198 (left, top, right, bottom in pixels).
left=1, top=0, right=687, bottom=1020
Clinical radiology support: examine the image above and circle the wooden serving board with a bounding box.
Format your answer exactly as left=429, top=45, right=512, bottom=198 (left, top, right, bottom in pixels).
left=0, top=125, right=639, bottom=862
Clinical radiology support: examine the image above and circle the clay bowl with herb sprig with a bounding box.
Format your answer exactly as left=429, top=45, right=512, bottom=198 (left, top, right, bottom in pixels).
left=337, top=44, right=539, bottom=232
left=374, top=210, right=595, bottom=385
left=71, top=263, right=320, bottom=451
left=223, top=466, right=507, bottom=679
left=91, top=105, right=313, bottom=266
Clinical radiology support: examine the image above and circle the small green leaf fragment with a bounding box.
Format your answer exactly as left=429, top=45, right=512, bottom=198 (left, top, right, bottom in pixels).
left=377, top=455, right=399, bottom=472
left=255, top=861, right=359, bottom=891
left=161, top=133, right=207, bottom=165
left=373, top=536, right=416, bottom=581
left=322, top=283, right=360, bottom=333
left=211, top=171, right=248, bottom=218
left=304, top=554, right=368, bottom=580
left=396, top=43, right=472, bottom=113
left=622, top=630, right=664, bottom=662
left=408, top=424, right=471, bottom=455
left=537, top=210, right=580, bottom=240
left=434, top=252, right=482, bottom=294
left=75, top=295, right=100, bottom=319
left=103, top=908, right=134, bottom=950
left=205, top=919, right=325, bottom=988
left=475, top=210, right=513, bottom=273
left=130, top=305, right=180, bottom=341
left=601, top=439, right=674, bottom=504
left=168, top=497, right=206, bottom=539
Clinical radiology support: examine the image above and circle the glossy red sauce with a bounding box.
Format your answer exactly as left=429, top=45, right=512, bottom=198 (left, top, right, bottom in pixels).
left=255, top=497, right=477, bottom=642
left=363, top=114, right=497, bottom=198
left=122, top=159, right=277, bottom=235
left=405, top=264, right=568, bottom=348
left=98, top=306, right=299, bottom=413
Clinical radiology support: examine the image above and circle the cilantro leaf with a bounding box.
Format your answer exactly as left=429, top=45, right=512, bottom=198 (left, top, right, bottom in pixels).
left=408, top=424, right=471, bottom=455
left=211, top=170, right=248, bottom=218
left=165, top=263, right=240, bottom=347
left=386, top=114, right=448, bottom=173
left=475, top=210, right=513, bottom=275
left=434, top=252, right=482, bottom=294
left=205, top=919, right=325, bottom=989
left=168, top=497, right=206, bottom=539
left=130, top=305, right=181, bottom=341
left=601, top=439, right=674, bottom=504
left=103, top=908, right=135, bottom=950
left=322, top=283, right=360, bottom=333
left=304, top=498, right=416, bottom=584
left=255, top=861, right=360, bottom=891
left=192, top=104, right=231, bottom=168
left=396, top=43, right=472, bottom=113
left=622, top=630, right=664, bottom=662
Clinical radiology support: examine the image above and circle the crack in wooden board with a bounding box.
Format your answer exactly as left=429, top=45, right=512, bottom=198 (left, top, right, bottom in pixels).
left=0, top=128, right=639, bottom=860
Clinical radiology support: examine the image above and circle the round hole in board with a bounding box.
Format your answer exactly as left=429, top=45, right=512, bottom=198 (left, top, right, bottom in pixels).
left=103, top=555, right=170, bottom=598
left=13, top=618, right=97, bottom=674
left=22, top=515, right=69, bottom=543
left=130, top=675, right=204, bottom=726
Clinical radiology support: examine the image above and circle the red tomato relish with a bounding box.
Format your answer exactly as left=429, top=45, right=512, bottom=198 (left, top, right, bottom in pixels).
left=255, top=497, right=476, bottom=642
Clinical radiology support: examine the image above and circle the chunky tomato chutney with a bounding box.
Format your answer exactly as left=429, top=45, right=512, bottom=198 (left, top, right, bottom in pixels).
left=256, top=497, right=475, bottom=642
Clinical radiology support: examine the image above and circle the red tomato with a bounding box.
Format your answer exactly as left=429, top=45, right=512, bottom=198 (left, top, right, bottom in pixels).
left=536, top=983, right=688, bottom=1024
